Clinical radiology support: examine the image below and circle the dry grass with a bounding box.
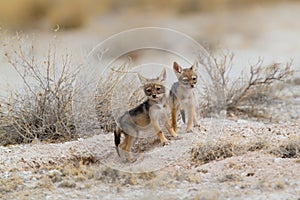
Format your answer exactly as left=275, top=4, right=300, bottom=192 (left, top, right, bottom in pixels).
left=0, top=154, right=157, bottom=198
left=0, top=174, right=24, bottom=195
left=270, top=136, right=300, bottom=158
left=191, top=135, right=300, bottom=165
left=0, top=35, right=80, bottom=145
left=191, top=139, right=246, bottom=164
left=36, top=160, right=157, bottom=188
left=197, top=50, right=293, bottom=117
left=95, top=61, right=131, bottom=132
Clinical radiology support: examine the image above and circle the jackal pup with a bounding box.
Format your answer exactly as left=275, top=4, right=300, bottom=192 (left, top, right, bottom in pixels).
left=114, top=68, right=177, bottom=162
left=170, top=61, right=200, bottom=133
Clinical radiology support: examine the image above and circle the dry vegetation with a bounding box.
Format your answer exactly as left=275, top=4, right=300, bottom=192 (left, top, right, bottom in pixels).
left=0, top=36, right=80, bottom=145
left=0, top=155, right=157, bottom=198
left=191, top=135, right=300, bottom=165
left=95, top=60, right=132, bottom=133
left=95, top=57, right=145, bottom=133
left=197, top=50, right=293, bottom=117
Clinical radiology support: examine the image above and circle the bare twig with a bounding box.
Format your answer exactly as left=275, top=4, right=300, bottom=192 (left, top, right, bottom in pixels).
left=0, top=38, right=80, bottom=145
left=198, top=50, right=293, bottom=117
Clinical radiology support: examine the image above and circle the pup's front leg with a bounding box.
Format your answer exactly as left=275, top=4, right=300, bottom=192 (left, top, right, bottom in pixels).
left=192, top=107, right=200, bottom=128
left=122, top=134, right=136, bottom=163
left=171, top=107, right=178, bottom=133
left=151, top=118, right=169, bottom=145
left=165, top=113, right=177, bottom=137
left=187, top=106, right=194, bottom=133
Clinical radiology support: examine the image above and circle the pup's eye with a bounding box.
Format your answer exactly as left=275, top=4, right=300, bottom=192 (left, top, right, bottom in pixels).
left=156, top=87, right=161, bottom=91
left=183, top=77, right=188, bottom=82
left=192, top=76, right=197, bottom=81
left=146, top=88, right=151, bottom=93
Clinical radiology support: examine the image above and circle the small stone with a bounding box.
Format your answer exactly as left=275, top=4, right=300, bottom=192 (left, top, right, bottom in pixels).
left=273, top=158, right=283, bottom=163
left=237, top=119, right=248, bottom=124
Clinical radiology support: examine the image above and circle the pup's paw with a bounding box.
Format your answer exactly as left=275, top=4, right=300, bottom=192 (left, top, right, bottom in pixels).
left=162, top=140, right=170, bottom=146
left=186, top=127, right=193, bottom=133
left=169, top=128, right=178, bottom=137
left=194, top=123, right=200, bottom=127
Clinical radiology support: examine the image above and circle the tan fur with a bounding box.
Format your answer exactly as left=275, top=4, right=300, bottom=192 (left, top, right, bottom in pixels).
left=171, top=106, right=178, bottom=132
left=114, top=69, right=177, bottom=162
left=170, top=61, right=200, bottom=133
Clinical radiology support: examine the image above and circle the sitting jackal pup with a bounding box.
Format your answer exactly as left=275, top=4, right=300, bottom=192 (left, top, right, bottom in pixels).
left=170, top=61, right=200, bottom=133
left=114, top=68, right=177, bottom=162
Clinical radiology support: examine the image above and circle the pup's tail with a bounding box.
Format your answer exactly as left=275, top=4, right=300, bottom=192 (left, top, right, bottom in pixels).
left=114, top=127, right=121, bottom=156
left=180, top=109, right=186, bottom=123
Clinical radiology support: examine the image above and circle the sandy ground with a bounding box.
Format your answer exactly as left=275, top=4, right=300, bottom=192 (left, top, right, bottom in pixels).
left=1, top=2, right=300, bottom=200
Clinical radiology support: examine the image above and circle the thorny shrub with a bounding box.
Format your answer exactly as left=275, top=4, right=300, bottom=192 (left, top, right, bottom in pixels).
left=197, top=50, right=293, bottom=117
left=0, top=36, right=80, bottom=145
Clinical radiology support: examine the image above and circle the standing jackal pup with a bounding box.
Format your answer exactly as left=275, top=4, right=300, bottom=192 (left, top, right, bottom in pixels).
left=170, top=61, right=200, bottom=133
left=114, top=68, right=177, bottom=162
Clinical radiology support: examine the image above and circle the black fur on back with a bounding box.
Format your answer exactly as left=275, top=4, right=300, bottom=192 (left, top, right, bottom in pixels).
left=129, top=100, right=150, bottom=116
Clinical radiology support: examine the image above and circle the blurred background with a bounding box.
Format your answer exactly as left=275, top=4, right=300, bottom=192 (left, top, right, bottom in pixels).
left=0, top=0, right=299, bottom=31
left=0, top=0, right=300, bottom=90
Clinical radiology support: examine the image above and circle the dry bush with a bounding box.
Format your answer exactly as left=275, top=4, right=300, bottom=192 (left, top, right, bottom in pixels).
left=95, top=58, right=144, bottom=133
left=95, top=61, right=130, bottom=133
left=0, top=37, right=80, bottom=145
left=198, top=50, right=293, bottom=117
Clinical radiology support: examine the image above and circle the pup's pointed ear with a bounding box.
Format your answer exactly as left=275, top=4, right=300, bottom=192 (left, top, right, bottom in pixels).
left=138, top=73, right=147, bottom=84
left=173, top=61, right=182, bottom=75
left=158, top=68, right=166, bottom=82
left=191, top=60, right=198, bottom=72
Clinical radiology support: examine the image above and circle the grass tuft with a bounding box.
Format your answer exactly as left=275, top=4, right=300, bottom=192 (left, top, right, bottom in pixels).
left=192, top=135, right=300, bottom=165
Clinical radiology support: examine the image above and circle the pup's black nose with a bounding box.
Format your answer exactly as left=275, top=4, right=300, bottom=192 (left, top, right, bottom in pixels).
left=191, top=85, right=195, bottom=88
left=152, top=94, right=157, bottom=98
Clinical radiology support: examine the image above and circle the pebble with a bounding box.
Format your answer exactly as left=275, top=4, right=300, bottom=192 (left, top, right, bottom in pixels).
left=273, top=158, right=284, bottom=163
left=237, top=119, right=248, bottom=124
